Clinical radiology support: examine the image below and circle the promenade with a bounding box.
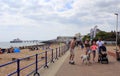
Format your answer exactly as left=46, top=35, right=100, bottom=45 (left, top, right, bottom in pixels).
left=40, top=47, right=120, bottom=76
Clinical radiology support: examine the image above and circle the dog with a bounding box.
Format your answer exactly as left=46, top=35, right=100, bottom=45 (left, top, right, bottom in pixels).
left=69, top=61, right=75, bottom=65
left=80, top=54, right=90, bottom=65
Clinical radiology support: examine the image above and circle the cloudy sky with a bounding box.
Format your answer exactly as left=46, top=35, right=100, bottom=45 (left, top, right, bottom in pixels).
left=0, top=0, right=120, bottom=42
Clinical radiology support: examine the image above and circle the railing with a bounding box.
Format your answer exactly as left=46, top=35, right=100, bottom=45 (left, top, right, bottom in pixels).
left=0, top=45, right=69, bottom=76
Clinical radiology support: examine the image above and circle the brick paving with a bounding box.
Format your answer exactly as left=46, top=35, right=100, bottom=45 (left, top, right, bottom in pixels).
left=55, top=47, right=120, bottom=76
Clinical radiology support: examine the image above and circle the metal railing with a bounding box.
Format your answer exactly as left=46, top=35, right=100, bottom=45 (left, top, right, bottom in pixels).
left=0, top=45, right=69, bottom=76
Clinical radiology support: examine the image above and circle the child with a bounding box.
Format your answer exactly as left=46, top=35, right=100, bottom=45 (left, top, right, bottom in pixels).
left=90, top=41, right=97, bottom=63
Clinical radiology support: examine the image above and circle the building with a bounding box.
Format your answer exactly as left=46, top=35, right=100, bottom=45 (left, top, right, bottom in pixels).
left=57, top=36, right=74, bottom=42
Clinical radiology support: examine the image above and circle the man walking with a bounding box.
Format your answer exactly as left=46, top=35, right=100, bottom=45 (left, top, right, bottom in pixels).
left=69, top=37, right=77, bottom=64
left=96, top=38, right=104, bottom=53
left=96, top=38, right=104, bottom=62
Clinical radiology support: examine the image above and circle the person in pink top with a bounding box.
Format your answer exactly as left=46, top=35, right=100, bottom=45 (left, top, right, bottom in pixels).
left=90, top=41, right=97, bottom=63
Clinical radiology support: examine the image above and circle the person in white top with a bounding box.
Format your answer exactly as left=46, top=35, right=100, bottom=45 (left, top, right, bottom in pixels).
left=96, top=38, right=104, bottom=47
left=96, top=38, right=104, bottom=62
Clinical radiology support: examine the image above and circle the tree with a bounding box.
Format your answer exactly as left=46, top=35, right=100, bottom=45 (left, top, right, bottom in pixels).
left=82, top=30, right=118, bottom=43
left=82, top=34, right=90, bottom=42
left=95, top=31, right=107, bottom=40
left=91, top=31, right=116, bottom=41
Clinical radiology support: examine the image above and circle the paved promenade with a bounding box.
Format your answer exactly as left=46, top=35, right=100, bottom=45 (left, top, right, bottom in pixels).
left=40, top=47, right=120, bottom=76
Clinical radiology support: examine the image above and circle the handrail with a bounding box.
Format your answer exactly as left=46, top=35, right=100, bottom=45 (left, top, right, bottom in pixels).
left=0, top=45, right=68, bottom=76
left=19, top=54, right=36, bottom=61
left=8, top=71, right=17, bottom=76
left=20, top=62, right=36, bottom=71
left=0, top=60, right=17, bottom=67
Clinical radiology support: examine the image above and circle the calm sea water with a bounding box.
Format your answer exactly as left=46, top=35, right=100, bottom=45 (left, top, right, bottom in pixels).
left=0, top=42, right=44, bottom=48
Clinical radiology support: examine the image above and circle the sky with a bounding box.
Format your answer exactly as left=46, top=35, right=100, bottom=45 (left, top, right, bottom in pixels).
left=0, top=0, right=120, bottom=42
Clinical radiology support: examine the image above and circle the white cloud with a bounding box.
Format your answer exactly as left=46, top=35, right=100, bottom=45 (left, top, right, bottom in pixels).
left=0, top=0, right=120, bottom=41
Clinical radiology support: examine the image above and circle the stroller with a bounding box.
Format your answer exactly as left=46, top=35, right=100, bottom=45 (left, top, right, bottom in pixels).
left=98, top=46, right=109, bottom=64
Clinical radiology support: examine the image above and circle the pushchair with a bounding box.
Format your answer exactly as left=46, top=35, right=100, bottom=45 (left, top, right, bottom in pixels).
left=98, top=46, right=109, bottom=64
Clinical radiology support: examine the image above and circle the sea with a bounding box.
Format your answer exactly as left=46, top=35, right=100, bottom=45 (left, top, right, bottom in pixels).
left=0, top=42, right=45, bottom=49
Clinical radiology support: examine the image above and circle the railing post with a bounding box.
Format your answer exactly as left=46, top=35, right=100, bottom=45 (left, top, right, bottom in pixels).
left=65, top=46, right=67, bottom=52
left=51, top=49, right=54, bottom=63
left=55, top=48, right=58, bottom=60
left=59, top=47, right=60, bottom=57
left=17, top=59, right=20, bottom=76
left=36, top=54, right=38, bottom=72
left=44, top=51, right=48, bottom=68
left=61, top=46, right=63, bottom=55
left=34, top=54, right=40, bottom=76
left=62, top=46, right=64, bottom=55
left=64, top=46, right=66, bottom=53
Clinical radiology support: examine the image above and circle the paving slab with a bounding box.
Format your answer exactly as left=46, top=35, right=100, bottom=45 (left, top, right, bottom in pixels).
left=55, top=47, right=120, bottom=76
left=38, top=47, right=120, bottom=76
left=39, top=50, right=70, bottom=76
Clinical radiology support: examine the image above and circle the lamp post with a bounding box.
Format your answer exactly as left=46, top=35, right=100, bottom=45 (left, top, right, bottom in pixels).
left=114, top=13, right=118, bottom=51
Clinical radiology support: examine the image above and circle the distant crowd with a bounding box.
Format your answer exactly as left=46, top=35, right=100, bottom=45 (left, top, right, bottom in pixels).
left=0, top=47, right=15, bottom=54
left=0, top=44, right=52, bottom=54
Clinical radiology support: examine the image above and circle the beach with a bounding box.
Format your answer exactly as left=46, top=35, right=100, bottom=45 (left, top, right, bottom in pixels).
left=0, top=43, right=65, bottom=76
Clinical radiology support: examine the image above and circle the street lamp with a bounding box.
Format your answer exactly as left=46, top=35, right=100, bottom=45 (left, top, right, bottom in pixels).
left=114, top=13, right=118, bottom=51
